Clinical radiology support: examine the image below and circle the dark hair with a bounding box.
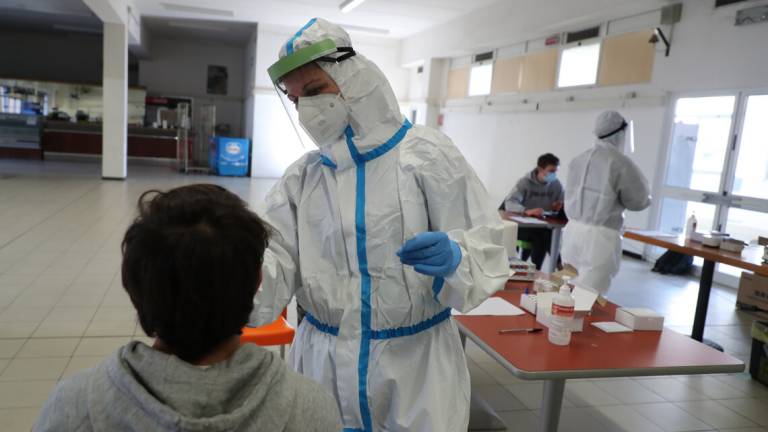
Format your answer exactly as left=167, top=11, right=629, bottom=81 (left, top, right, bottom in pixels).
left=537, top=153, right=560, bottom=169
left=121, top=184, right=270, bottom=363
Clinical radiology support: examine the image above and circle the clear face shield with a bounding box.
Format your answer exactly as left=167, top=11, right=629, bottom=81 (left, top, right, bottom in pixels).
left=627, top=120, right=635, bottom=154
left=268, top=39, right=356, bottom=151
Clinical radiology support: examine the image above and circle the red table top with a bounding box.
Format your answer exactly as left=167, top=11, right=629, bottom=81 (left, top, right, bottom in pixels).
left=454, top=282, right=744, bottom=380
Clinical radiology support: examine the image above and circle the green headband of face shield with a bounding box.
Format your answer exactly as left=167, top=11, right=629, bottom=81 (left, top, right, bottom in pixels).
left=267, top=38, right=357, bottom=93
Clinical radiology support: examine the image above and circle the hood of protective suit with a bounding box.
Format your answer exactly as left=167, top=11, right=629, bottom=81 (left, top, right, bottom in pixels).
left=593, top=110, right=627, bottom=149
left=279, top=18, right=404, bottom=153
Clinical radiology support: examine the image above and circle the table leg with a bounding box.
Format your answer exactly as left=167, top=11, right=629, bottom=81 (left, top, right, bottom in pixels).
left=547, top=227, right=563, bottom=274
left=539, top=379, right=565, bottom=432
left=692, top=260, right=715, bottom=341
left=691, top=259, right=724, bottom=351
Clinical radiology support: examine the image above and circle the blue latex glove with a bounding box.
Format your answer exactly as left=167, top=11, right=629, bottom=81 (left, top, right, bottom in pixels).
left=396, top=231, right=462, bottom=277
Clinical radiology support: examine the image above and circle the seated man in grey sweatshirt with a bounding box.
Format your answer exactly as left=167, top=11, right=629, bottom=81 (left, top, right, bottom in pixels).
left=34, top=184, right=342, bottom=432
left=502, top=153, right=564, bottom=270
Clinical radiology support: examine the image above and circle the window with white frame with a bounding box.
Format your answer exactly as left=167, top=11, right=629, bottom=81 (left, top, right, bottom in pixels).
left=468, top=63, right=493, bottom=96
left=557, top=41, right=601, bottom=88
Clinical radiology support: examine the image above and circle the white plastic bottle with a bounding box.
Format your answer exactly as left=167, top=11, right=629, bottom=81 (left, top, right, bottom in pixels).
left=548, top=279, right=575, bottom=346
left=685, top=212, right=698, bottom=240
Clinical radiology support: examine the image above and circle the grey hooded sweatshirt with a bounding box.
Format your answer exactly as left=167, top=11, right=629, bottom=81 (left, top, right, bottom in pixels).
left=34, top=341, right=341, bottom=432
left=503, top=169, right=564, bottom=213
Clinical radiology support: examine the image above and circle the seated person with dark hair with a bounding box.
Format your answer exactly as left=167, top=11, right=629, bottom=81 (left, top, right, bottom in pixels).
left=502, top=153, right=564, bottom=270
left=34, top=184, right=341, bottom=432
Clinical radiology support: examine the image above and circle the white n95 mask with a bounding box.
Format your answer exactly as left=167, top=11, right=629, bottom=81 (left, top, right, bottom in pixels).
left=298, top=93, right=349, bottom=147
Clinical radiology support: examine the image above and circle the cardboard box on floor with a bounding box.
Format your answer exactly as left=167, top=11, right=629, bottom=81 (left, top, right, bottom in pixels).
left=737, top=272, right=768, bottom=312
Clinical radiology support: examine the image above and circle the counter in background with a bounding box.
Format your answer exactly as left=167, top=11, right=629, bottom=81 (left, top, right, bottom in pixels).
left=0, top=113, right=43, bottom=159
left=42, top=121, right=179, bottom=159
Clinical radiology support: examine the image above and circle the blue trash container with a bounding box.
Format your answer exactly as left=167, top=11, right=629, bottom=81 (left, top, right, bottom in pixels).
left=210, top=137, right=249, bottom=176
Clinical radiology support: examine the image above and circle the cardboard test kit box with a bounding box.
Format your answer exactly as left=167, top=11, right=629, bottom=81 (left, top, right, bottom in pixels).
left=738, top=272, right=768, bottom=312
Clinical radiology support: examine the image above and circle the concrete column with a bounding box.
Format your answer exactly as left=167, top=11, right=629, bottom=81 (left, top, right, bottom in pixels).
left=101, top=22, right=128, bottom=179
left=424, top=58, right=448, bottom=129
left=407, top=58, right=448, bottom=129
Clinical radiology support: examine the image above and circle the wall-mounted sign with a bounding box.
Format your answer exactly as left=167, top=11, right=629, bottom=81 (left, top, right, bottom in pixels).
left=206, top=65, right=228, bottom=95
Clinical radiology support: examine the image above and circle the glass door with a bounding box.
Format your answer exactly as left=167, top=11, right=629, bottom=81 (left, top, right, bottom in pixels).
left=657, top=95, right=737, bottom=238
left=717, top=93, right=768, bottom=277
left=656, top=92, right=768, bottom=283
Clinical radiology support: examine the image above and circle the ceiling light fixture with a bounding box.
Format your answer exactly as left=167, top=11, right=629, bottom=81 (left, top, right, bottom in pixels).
left=339, top=0, right=367, bottom=14
left=160, top=3, right=234, bottom=17
left=340, top=23, right=389, bottom=35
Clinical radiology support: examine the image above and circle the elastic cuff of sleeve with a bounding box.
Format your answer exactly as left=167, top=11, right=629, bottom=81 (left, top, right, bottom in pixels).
left=448, top=240, right=462, bottom=276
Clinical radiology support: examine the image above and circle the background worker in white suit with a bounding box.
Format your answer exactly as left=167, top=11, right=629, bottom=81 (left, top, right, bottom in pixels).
left=562, top=110, right=651, bottom=295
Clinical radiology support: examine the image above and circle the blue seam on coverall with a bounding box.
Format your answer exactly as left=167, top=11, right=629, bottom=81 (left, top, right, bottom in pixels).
left=345, top=118, right=411, bottom=432
left=369, top=308, right=451, bottom=339
left=431, top=277, right=445, bottom=301
left=304, top=311, right=339, bottom=336
left=304, top=308, right=451, bottom=339
left=320, top=154, right=338, bottom=169
left=285, top=17, right=317, bottom=55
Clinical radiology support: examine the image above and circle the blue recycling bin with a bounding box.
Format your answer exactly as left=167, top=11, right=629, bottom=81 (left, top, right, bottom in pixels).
left=210, top=137, right=250, bottom=176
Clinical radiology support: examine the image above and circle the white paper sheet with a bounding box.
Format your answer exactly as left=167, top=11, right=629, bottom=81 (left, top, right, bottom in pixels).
left=592, top=321, right=633, bottom=333
left=572, top=286, right=598, bottom=311
left=509, top=216, right=548, bottom=225
left=620, top=307, right=662, bottom=318
left=452, top=297, right=525, bottom=316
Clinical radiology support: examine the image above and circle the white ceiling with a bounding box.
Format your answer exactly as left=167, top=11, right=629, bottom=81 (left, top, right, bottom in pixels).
left=132, top=0, right=502, bottom=38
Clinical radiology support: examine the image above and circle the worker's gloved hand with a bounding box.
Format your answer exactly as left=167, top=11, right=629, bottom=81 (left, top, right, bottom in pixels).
left=397, top=231, right=462, bottom=277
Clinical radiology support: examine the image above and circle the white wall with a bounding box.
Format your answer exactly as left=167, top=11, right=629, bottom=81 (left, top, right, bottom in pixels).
left=652, top=0, right=768, bottom=91
left=425, top=0, right=768, bottom=256
left=139, top=37, right=245, bottom=135
left=249, top=25, right=409, bottom=178
left=401, top=0, right=669, bottom=65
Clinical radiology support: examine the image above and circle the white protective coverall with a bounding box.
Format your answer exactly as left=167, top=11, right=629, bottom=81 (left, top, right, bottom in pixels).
left=561, top=110, right=651, bottom=295
left=250, top=18, right=509, bottom=432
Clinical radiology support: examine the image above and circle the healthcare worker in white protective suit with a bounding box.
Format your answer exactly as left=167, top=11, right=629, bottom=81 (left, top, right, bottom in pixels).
left=561, top=110, right=651, bottom=295
left=248, top=18, right=510, bottom=432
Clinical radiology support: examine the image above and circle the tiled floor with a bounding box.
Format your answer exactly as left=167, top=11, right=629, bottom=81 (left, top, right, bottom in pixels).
left=1, top=159, right=767, bottom=432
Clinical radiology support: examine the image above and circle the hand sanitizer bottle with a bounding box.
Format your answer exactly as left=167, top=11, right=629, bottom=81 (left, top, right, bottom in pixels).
left=685, top=212, right=698, bottom=240
left=548, top=277, right=575, bottom=346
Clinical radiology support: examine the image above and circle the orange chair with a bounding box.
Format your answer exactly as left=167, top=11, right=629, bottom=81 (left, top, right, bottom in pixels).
left=240, top=309, right=295, bottom=358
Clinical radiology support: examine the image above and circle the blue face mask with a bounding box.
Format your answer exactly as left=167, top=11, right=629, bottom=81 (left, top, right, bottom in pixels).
left=543, top=172, right=557, bottom=184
